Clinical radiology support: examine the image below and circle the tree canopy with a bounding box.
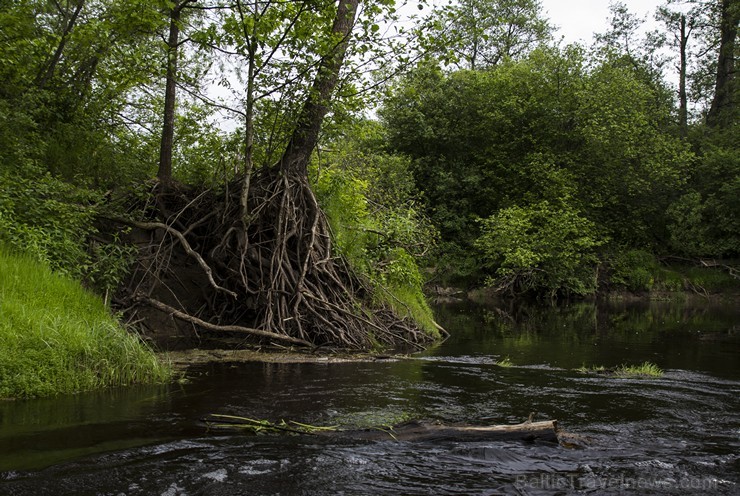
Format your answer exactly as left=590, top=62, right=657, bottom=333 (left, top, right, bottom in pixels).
left=0, top=0, right=737, bottom=314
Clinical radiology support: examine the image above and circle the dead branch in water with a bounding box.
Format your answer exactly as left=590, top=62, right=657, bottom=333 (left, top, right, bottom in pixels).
left=201, top=414, right=562, bottom=444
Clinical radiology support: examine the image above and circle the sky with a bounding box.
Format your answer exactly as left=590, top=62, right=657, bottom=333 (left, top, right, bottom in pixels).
left=539, top=0, right=664, bottom=45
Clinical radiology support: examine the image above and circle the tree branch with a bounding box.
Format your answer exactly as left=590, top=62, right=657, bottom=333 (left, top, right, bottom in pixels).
left=138, top=295, right=313, bottom=346
left=113, top=217, right=238, bottom=298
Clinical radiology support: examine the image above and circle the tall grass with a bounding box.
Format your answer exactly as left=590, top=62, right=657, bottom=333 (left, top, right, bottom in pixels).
left=0, top=245, right=171, bottom=399
left=614, top=362, right=663, bottom=378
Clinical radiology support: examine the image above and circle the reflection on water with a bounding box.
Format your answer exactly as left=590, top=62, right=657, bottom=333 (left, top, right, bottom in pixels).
left=0, top=299, right=738, bottom=494
left=432, top=299, right=740, bottom=377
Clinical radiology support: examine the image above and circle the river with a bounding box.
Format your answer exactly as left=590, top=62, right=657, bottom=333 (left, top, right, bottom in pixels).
left=1, top=299, right=738, bottom=495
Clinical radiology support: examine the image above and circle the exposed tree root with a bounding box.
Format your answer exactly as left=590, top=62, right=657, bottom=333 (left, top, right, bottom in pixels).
left=112, top=168, right=435, bottom=351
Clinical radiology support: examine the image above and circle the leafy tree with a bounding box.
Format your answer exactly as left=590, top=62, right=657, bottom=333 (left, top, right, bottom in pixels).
left=0, top=0, right=172, bottom=185
left=655, top=0, right=738, bottom=125
left=157, top=0, right=195, bottom=182
left=574, top=56, right=690, bottom=248
left=653, top=0, right=739, bottom=257
left=475, top=201, right=603, bottom=298
left=383, top=48, right=586, bottom=254
left=383, top=45, right=691, bottom=288
left=420, top=0, right=551, bottom=69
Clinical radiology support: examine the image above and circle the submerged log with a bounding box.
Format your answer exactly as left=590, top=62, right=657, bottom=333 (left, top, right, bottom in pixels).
left=335, top=419, right=560, bottom=444
left=202, top=415, right=560, bottom=444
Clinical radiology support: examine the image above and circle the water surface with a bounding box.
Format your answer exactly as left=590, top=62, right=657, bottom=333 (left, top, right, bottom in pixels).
left=1, top=299, right=738, bottom=494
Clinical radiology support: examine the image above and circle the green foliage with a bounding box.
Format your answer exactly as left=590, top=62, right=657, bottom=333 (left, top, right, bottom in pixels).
left=0, top=246, right=171, bottom=399
left=676, top=126, right=740, bottom=258
left=607, top=251, right=738, bottom=294
left=666, top=192, right=710, bottom=257
left=608, top=250, right=689, bottom=293
left=313, top=164, right=438, bottom=337
left=576, top=362, right=663, bottom=378
left=314, top=165, right=374, bottom=271
left=475, top=201, right=603, bottom=298
left=575, top=57, right=691, bottom=247
left=614, top=362, right=663, bottom=378
left=679, top=266, right=739, bottom=292
left=0, top=164, right=135, bottom=296
left=384, top=45, right=696, bottom=294
left=609, top=250, right=659, bottom=292
left=420, top=0, right=552, bottom=69
left=496, top=357, right=514, bottom=367
left=85, top=238, right=138, bottom=300
left=312, top=126, right=439, bottom=338
left=0, top=166, right=99, bottom=278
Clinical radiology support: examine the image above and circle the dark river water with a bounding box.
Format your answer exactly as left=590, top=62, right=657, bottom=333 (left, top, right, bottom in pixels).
left=1, top=299, right=739, bottom=495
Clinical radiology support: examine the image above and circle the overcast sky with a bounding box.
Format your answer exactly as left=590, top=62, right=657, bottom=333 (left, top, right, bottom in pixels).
left=539, top=0, right=664, bottom=44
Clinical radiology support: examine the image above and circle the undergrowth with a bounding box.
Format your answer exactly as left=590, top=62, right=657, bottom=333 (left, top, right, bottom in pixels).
left=608, top=250, right=739, bottom=293
left=313, top=163, right=440, bottom=341
left=0, top=245, right=172, bottom=399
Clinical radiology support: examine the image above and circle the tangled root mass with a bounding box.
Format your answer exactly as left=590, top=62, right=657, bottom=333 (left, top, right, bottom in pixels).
left=114, top=167, right=434, bottom=351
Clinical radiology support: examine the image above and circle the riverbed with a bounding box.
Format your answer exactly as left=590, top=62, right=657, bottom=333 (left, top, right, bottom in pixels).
left=1, top=299, right=738, bottom=495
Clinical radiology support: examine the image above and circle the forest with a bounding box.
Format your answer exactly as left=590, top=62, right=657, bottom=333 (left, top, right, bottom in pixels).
left=0, top=0, right=738, bottom=371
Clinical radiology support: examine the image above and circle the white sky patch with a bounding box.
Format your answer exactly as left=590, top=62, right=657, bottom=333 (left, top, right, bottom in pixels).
left=539, top=0, right=665, bottom=44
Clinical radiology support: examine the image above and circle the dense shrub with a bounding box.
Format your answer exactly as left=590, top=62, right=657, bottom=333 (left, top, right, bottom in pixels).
left=475, top=201, right=603, bottom=298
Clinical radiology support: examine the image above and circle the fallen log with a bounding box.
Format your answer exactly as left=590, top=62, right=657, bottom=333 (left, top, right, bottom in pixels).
left=336, top=419, right=559, bottom=444
left=202, top=415, right=560, bottom=444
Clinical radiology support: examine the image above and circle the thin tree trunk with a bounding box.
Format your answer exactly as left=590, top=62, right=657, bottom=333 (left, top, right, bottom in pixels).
left=37, top=0, right=85, bottom=89
left=707, top=0, right=737, bottom=128
left=235, top=0, right=259, bottom=215
left=679, top=14, right=689, bottom=136
left=278, top=0, right=360, bottom=176
left=158, top=1, right=186, bottom=183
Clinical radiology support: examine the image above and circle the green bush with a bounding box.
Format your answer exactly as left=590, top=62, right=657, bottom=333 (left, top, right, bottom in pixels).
left=475, top=201, right=603, bottom=298
left=312, top=154, right=439, bottom=339
left=0, top=166, right=136, bottom=297
left=0, top=168, right=98, bottom=278
left=609, top=250, right=658, bottom=292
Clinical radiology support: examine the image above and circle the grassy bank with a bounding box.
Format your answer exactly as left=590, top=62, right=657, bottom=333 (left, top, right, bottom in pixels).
left=0, top=246, right=171, bottom=399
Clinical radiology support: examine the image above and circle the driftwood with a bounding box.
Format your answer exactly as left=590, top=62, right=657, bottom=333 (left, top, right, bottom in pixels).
left=202, top=415, right=561, bottom=444
left=336, top=419, right=560, bottom=444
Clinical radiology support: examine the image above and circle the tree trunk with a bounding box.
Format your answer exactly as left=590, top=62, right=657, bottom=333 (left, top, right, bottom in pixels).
left=278, top=0, right=359, bottom=176
left=707, top=0, right=737, bottom=128
left=234, top=0, right=259, bottom=215
left=157, top=1, right=186, bottom=183
left=37, top=0, right=85, bottom=89
left=679, top=14, right=689, bottom=136
left=337, top=419, right=561, bottom=443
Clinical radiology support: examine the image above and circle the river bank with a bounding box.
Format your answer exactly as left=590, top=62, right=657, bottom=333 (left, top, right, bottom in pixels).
left=0, top=247, right=172, bottom=400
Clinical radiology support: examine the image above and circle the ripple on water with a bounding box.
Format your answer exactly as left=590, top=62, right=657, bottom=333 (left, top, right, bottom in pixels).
left=201, top=468, right=228, bottom=482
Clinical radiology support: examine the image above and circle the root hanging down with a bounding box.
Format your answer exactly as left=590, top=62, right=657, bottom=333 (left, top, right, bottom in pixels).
left=113, top=168, right=435, bottom=351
